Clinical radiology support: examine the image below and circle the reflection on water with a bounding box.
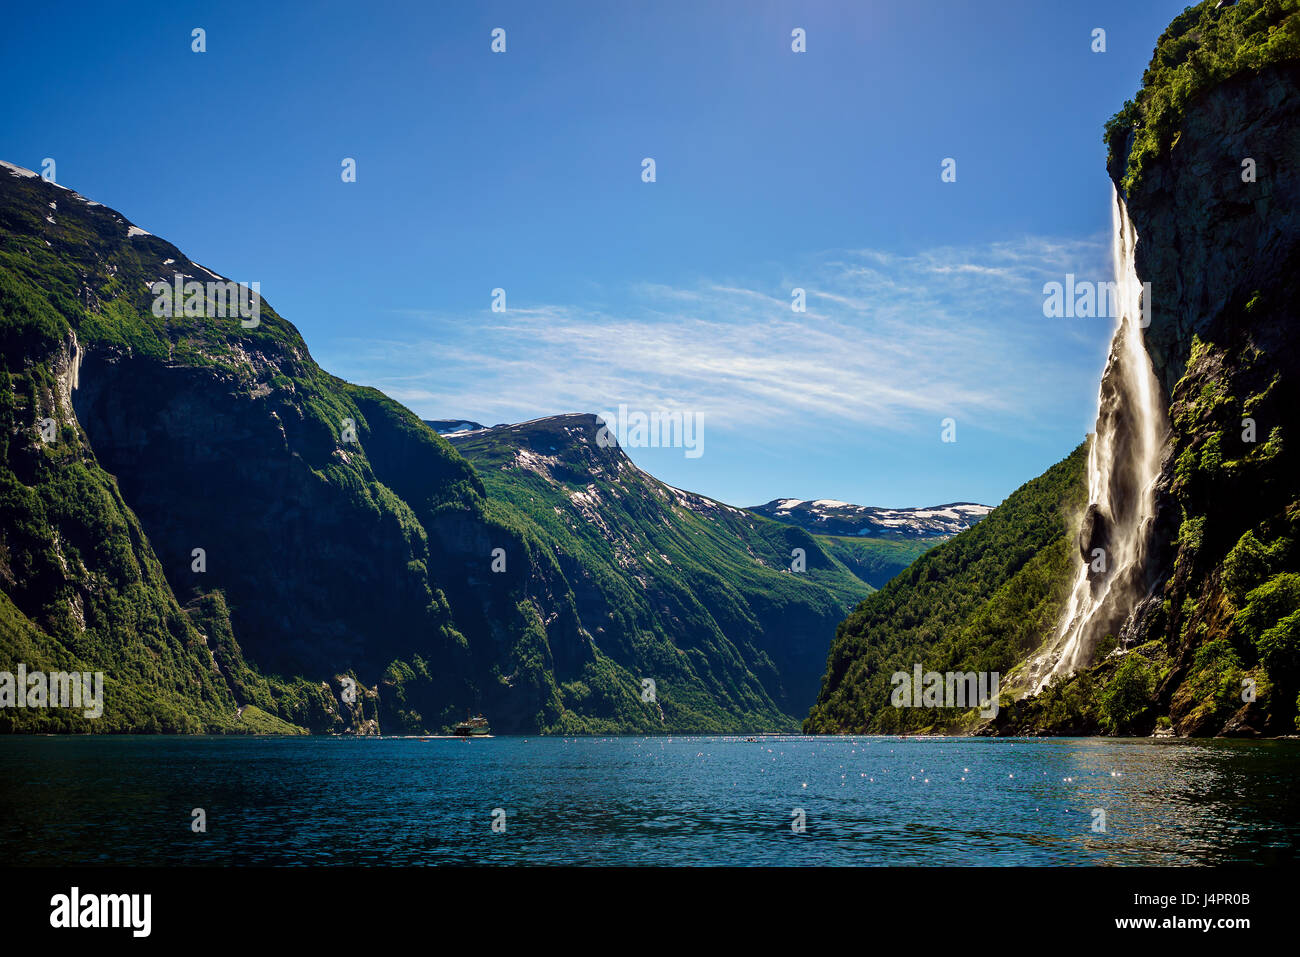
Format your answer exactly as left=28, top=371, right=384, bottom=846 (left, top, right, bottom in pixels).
left=1, top=736, right=1296, bottom=866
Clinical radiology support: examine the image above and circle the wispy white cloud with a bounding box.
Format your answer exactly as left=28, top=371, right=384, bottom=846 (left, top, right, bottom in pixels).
left=325, top=233, right=1111, bottom=440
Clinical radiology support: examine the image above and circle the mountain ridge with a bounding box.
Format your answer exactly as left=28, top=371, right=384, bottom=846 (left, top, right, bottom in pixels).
left=749, top=498, right=991, bottom=539
left=0, top=166, right=878, bottom=734
left=440, top=412, right=876, bottom=715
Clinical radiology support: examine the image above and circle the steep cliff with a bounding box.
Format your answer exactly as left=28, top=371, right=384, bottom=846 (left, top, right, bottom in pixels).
left=999, top=0, right=1300, bottom=736
left=0, top=169, right=342, bottom=732
left=1116, top=6, right=1300, bottom=736
left=808, top=0, right=1300, bottom=737
left=0, top=163, right=868, bottom=734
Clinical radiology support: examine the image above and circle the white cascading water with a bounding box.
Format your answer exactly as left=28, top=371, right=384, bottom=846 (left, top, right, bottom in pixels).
left=1030, top=187, right=1169, bottom=693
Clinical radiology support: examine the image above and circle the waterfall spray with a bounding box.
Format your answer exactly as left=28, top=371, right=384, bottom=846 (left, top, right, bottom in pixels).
left=1030, top=187, right=1169, bottom=693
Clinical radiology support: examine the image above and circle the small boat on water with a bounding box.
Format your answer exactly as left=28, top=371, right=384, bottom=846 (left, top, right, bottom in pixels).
left=452, top=713, right=490, bottom=736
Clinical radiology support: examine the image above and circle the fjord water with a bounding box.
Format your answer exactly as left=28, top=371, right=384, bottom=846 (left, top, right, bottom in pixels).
left=2, top=736, right=1297, bottom=866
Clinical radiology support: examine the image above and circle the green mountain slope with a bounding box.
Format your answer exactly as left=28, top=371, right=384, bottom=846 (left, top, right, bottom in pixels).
left=805, top=443, right=1088, bottom=733
left=444, top=415, right=871, bottom=723
left=0, top=183, right=349, bottom=732
left=808, top=0, right=1300, bottom=738
left=814, top=535, right=949, bottom=590
left=0, top=164, right=867, bottom=734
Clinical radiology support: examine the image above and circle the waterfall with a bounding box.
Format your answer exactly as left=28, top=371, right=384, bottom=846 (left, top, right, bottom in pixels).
left=1030, top=187, right=1169, bottom=693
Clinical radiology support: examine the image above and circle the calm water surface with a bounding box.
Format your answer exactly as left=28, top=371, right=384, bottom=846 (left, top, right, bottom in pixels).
left=1, top=735, right=1297, bottom=865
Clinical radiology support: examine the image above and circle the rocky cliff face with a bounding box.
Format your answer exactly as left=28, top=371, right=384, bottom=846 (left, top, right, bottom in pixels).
left=1069, top=4, right=1300, bottom=736
left=1116, top=61, right=1300, bottom=736
left=817, top=2, right=1300, bottom=739
left=0, top=161, right=483, bottom=732
left=1116, top=64, right=1300, bottom=398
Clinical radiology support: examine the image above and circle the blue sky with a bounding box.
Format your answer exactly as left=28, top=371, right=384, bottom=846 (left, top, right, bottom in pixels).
left=0, top=0, right=1189, bottom=508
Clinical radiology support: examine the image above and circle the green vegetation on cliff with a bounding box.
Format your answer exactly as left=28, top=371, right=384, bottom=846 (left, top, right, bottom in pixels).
left=1067, top=0, right=1300, bottom=736
left=0, top=261, right=245, bottom=732
left=1152, top=316, right=1300, bottom=733
left=447, top=416, right=872, bottom=730
left=1106, top=0, right=1300, bottom=194
left=804, top=443, right=1088, bottom=734
left=1, top=166, right=872, bottom=735
left=811, top=536, right=934, bottom=590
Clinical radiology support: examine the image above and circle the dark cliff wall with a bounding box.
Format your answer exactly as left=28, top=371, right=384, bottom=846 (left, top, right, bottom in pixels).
left=1111, top=20, right=1300, bottom=734
left=1120, top=63, right=1300, bottom=398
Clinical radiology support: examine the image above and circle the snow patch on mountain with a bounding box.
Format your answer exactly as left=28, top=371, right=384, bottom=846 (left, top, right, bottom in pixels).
left=749, top=498, right=992, bottom=539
